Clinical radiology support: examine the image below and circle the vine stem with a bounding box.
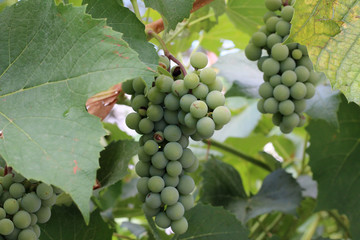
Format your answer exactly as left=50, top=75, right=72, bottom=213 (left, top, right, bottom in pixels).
left=113, top=233, right=136, bottom=240
left=130, top=0, right=142, bottom=20
left=300, top=132, right=309, bottom=174
left=202, top=139, right=272, bottom=172
left=328, top=210, right=351, bottom=238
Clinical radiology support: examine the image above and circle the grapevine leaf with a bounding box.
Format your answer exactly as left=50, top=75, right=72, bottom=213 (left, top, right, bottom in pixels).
left=307, top=94, right=360, bottom=238
left=97, top=140, right=138, bottom=188
left=93, top=181, right=123, bottom=211
left=121, top=222, right=147, bottom=239
left=144, top=0, right=195, bottom=31
left=40, top=205, right=113, bottom=240
left=287, top=0, right=360, bottom=105
left=102, top=122, right=133, bottom=142
left=305, top=84, right=340, bottom=128
left=179, top=203, right=249, bottom=240
left=84, top=0, right=159, bottom=72
left=0, top=0, right=154, bottom=222
left=226, top=0, right=267, bottom=35
left=112, top=194, right=144, bottom=218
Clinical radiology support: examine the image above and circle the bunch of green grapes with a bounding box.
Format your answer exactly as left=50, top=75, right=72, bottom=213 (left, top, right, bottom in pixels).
left=0, top=168, right=61, bottom=240
left=245, top=0, right=320, bottom=133
left=123, top=52, right=231, bottom=234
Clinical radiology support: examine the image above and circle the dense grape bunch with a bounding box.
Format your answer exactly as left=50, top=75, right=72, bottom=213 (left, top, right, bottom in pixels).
left=124, top=53, right=231, bottom=234
left=245, top=0, right=320, bottom=133
left=0, top=168, right=60, bottom=239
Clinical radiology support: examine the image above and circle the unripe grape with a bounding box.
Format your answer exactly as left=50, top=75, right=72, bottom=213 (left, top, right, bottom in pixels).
left=148, top=176, right=165, bottom=193
left=290, top=82, right=307, bottom=99
left=36, top=183, right=53, bottom=200
left=166, top=202, right=185, bottom=220
left=190, top=52, right=208, bottom=69
left=259, top=82, right=273, bottom=99
left=13, top=211, right=31, bottom=229
left=190, top=100, right=208, bottom=118
left=269, top=75, right=281, bottom=87
left=161, top=186, right=179, bottom=205
left=184, top=113, right=198, bottom=129
left=262, top=58, right=280, bottom=76
left=147, top=104, right=163, bottom=122
left=200, top=68, right=216, bottom=85
left=0, top=208, right=6, bottom=219
left=164, top=142, right=183, bottom=161
left=206, top=91, right=225, bottom=110
left=131, top=95, right=148, bottom=112
left=177, top=175, right=195, bottom=195
left=292, top=49, right=302, bottom=60
left=281, top=70, right=297, bottom=86
left=281, top=5, right=294, bottom=22
left=266, top=16, right=280, bottom=33
left=179, top=194, right=195, bottom=211
left=180, top=94, right=197, bottom=112
left=177, top=134, right=189, bottom=148
left=298, top=45, right=309, bottom=56
left=279, top=100, right=295, bottom=115
left=275, top=20, right=291, bottom=37
left=263, top=11, right=277, bottom=23
left=132, top=77, right=145, bottom=94
left=192, top=83, right=209, bottom=99
left=271, top=43, right=289, bottom=61
left=245, top=43, right=262, bottom=61
left=149, top=166, right=165, bottom=177
left=298, top=56, right=313, bottom=70
left=155, top=75, right=173, bottom=93
left=184, top=157, right=199, bottom=173
left=148, top=87, right=165, bottom=104
left=252, top=31, right=267, bottom=48
left=163, top=174, right=179, bottom=187
left=257, top=99, right=266, bottom=114
left=273, top=84, right=290, bottom=101
left=294, top=99, right=307, bottom=113
left=9, top=183, right=25, bottom=199
left=154, top=119, right=167, bottom=132
left=280, top=57, right=296, bottom=72
left=295, top=66, right=310, bottom=82
left=184, top=73, right=200, bottom=89
left=159, top=55, right=170, bottom=69
left=142, top=204, right=160, bottom=217
left=18, top=229, right=37, bottom=240
left=305, top=83, right=316, bottom=99
left=4, top=198, right=19, bottom=214
left=122, top=79, right=135, bottom=95
left=144, top=140, right=159, bottom=156
left=172, top=80, right=188, bottom=97
left=265, top=0, right=282, bottom=11
left=196, top=117, right=215, bottom=139
left=125, top=112, right=141, bottom=130
left=137, top=177, right=150, bottom=195
left=155, top=212, right=171, bottom=229
left=32, top=224, right=41, bottom=238
left=151, top=152, right=168, bottom=169
left=282, top=113, right=300, bottom=129
left=257, top=56, right=269, bottom=72
left=263, top=98, right=278, bottom=113
left=138, top=147, right=151, bottom=162
left=135, top=161, right=150, bottom=177
left=308, top=70, right=320, bottom=85
left=164, top=93, right=180, bottom=111
left=212, top=106, right=231, bottom=125
left=267, top=33, right=282, bottom=49
left=272, top=112, right=282, bottom=126
left=1, top=174, right=13, bottom=190
left=208, top=77, right=223, bottom=91
left=145, top=193, right=162, bottom=209
left=179, top=149, right=196, bottom=169
left=171, top=217, right=188, bottom=235
left=0, top=219, right=14, bottom=235
left=138, top=118, right=154, bottom=134
left=166, top=161, right=183, bottom=177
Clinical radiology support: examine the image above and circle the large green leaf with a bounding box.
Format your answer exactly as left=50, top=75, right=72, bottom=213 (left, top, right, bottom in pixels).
left=179, top=203, right=249, bottom=239
left=307, top=94, right=360, bottom=238
left=144, top=0, right=195, bottom=31
left=40, top=205, right=113, bottom=239
left=0, top=0, right=154, bottom=222
left=84, top=0, right=159, bottom=71
left=287, top=0, right=360, bottom=105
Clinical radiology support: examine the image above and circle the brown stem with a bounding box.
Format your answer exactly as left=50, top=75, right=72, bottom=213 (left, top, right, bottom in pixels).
left=113, top=233, right=136, bottom=240
left=145, top=0, right=215, bottom=34
left=166, top=53, right=187, bottom=76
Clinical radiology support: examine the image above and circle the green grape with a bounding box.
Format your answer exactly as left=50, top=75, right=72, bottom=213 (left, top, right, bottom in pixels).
left=179, top=195, right=194, bottom=211
left=13, top=211, right=31, bottom=229
left=155, top=75, right=173, bottom=93
left=298, top=114, right=306, bottom=127
left=164, top=125, right=182, bottom=142
left=265, top=0, right=282, bottom=11
left=266, top=33, right=282, bottom=49
left=42, top=196, right=56, bottom=208
left=180, top=94, right=197, bottom=112
left=251, top=31, right=267, bottom=47
left=282, top=113, right=300, bottom=129
left=259, top=25, right=270, bottom=35
left=184, top=73, right=200, bottom=89
left=259, top=82, right=273, bottom=99
left=308, top=70, right=320, bottom=85
left=163, top=174, right=179, bottom=187
left=0, top=184, right=2, bottom=197
left=138, top=108, right=147, bottom=117
left=164, top=142, right=183, bottom=161
left=148, top=176, right=165, bottom=193
left=0, top=219, right=14, bottom=235
left=144, top=140, right=159, bottom=156
left=137, top=177, right=150, bottom=195
left=273, top=84, right=290, bottom=101
left=164, top=110, right=179, bottom=125
left=0, top=191, right=10, bottom=204
left=272, top=112, right=282, bottom=126
left=32, top=224, right=41, bottom=238
left=36, top=183, right=53, bottom=200
left=184, top=157, right=199, bottom=173
left=147, top=105, right=164, bottom=122
left=298, top=44, right=308, bottom=56
left=179, top=149, right=195, bottom=169
left=166, top=202, right=184, bottom=221
left=297, top=56, right=313, bottom=70
left=192, top=83, right=209, bottom=99
left=147, top=87, right=165, bottom=104
left=196, top=117, right=215, bottom=139
left=172, top=80, right=188, bottom=97
left=171, top=217, right=188, bottom=235
left=149, top=166, right=165, bottom=177
left=166, top=161, right=183, bottom=177
left=190, top=52, right=208, bottom=69
left=9, top=183, right=25, bottom=199
left=269, top=75, right=281, bottom=87
left=180, top=125, right=196, bottom=136
left=122, top=79, right=135, bottom=95
left=159, top=55, right=170, bottom=69
left=292, top=49, right=303, bottom=60
left=190, top=132, right=202, bottom=141
left=275, top=20, right=291, bottom=37
left=263, top=97, right=278, bottom=113
left=290, top=82, right=307, bottom=99
left=281, top=5, right=294, bottom=22
left=263, top=75, right=270, bottom=82
left=4, top=227, right=19, bottom=239
left=244, top=43, right=262, bottom=61
left=151, top=152, right=168, bottom=169
left=154, top=119, right=167, bottom=132
left=295, top=66, right=310, bottom=82
left=135, top=161, right=150, bottom=177
left=132, top=77, right=145, bottom=94
left=280, top=57, right=296, bottom=72
left=190, top=100, right=208, bottom=118
left=161, top=186, right=179, bottom=205
left=30, top=214, right=37, bottom=226
left=279, top=100, right=295, bottom=115
left=177, top=175, right=195, bottom=195
left=18, top=229, right=37, bottom=240
left=212, top=106, right=231, bottom=125
left=208, top=77, right=223, bottom=91
left=279, top=122, right=293, bottom=134
left=257, top=56, right=269, bottom=72
left=305, top=83, right=315, bottom=99
left=138, top=146, right=151, bottom=162
left=294, top=99, right=306, bottom=113
left=12, top=172, right=25, bottom=183
left=145, top=193, right=162, bottom=209
left=138, top=118, right=154, bottom=134
left=4, top=198, right=19, bottom=214
left=263, top=11, right=277, bottom=23
left=0, top=208, right=5, bottom=219
left=281, top=70, right=297, bottom=86
left=271, top=43, right=289, bottom=61
left=206, top=91, right=225, bottom=110
left=200, top=68, right=216, bottom=85
left=142, top=204, right=160, bottom=217
left=155, top=212, right=171, bottom=229
left=131, top=95, right=148, bottom=112
left=257, top=99, right=266, bottom=114
left=178, top=135, right=189, bottom=148
left=1, top=174, right=13, bottom=190
left=262, top=58, right=280, bottom=76
left=125, top=112, right=141, bottom=130
left=164, top=93, right=180, bottom=111
left=266, top=16, right=280, bottom=33
left=178, top=111, right=186, bottom=125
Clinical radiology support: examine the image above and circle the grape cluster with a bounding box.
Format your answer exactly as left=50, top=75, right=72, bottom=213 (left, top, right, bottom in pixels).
left=124, top=52, right=231, bottom=234
left=245, top=0, right=320, bottom=133
left=0, top=168, right=60, bottom=240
